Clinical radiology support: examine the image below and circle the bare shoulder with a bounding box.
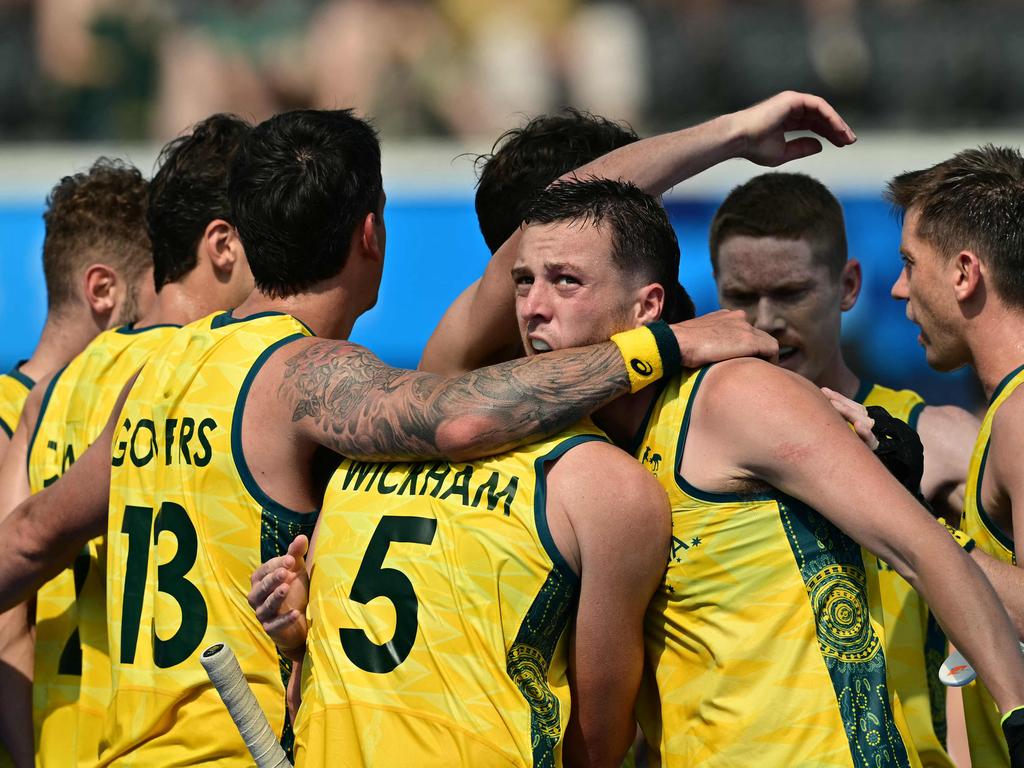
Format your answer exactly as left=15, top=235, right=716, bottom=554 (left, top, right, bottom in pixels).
left=696, top=357, right=821, bottom=414
left=547, top=439, right=668, bottom=518
left=918, top=403, right=981, bottom=441
left=989, top=389, right=1024, bottom=447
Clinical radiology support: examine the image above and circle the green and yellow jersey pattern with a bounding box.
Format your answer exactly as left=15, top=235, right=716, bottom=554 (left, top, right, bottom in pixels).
left=100, top=311, right=316, bottom=767
left=27, top=323, right=179, bottom=768
left=0, top=362, right=33, bottom=439
left=632, top=368, right=911, bottom=768
left=296, top=425, right=605, bottom=768
left=958, top=364, right=1024, bottom=768
left=856, top=382, right=952, bottom=768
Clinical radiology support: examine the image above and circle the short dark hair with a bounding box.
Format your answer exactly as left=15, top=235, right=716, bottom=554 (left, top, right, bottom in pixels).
left=523, top=178, right=686, bottom=319
left=886, top=145, right=1024, bottom=309
left=475, top=109, right=639, bottom=254
left=43, top=157, right=151, bottom=314
left=709, top=172, right=848, bottom=276
left=229, top=109, right=382, bottom=299
left=148, top=114, right=251, bottom=290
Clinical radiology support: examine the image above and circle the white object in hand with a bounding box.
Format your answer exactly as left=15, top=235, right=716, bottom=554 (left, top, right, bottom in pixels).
left=939, top=643, right=1024, bottom=688
left=200, top=642, right=293, bottom=768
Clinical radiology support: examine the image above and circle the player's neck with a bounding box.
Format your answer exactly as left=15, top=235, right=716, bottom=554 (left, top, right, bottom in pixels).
left=135, top=281, right=227, bottom=328
left=232, top=282, right=362, bottom=340
left=812, top=348, right=860, bottom=400
left=966, top=311, right=1024, bottom=399
left=19, top=310, right=103, bottom=380
left=593, top=387, right=657, bottom=450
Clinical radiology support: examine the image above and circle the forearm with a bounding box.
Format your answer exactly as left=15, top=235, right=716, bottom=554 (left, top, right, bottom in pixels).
left=967, top=548, right=1024, bottom=637
left=901, top=535, right=1024, bottom=712
left=0, top=497, right=92, bottom=611
left=288, top=339, right=632, bottom=462
left=0, top=604, right=33, bottom=766
left=568, top=113, right=743, bottom=196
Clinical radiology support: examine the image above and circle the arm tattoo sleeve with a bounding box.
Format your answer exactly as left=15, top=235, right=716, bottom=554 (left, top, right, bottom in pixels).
left=279, top=340, right=629, bottom=461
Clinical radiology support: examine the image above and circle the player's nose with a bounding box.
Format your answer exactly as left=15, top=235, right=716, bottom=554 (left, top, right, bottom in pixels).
left=753, top=298, right=784, bottom=333
left=891, top=268, right=909, bottom=300
left=520, top=282, right=552, bottom=320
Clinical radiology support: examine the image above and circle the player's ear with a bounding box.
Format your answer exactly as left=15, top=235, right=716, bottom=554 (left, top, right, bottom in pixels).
left=953, top=250, right=983, bottom=302
left=202, top=219, right=243, bottom=275
left=636, top=282, right=665, bottom=325
left=82, top=263, right=119, bottom=317
left=839, top=259, right=862, bottom=311
left=360, top=211, right=384, bottom=265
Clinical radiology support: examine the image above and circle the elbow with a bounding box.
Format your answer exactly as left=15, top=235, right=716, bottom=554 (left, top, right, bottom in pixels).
left=435, top=414, right=508, bottom=462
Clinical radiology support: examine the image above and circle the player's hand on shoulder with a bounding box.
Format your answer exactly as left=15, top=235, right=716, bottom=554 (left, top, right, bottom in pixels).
left=821, top=387, right=879, bottom=451
left=671, top=310, right=779, bottom=368
left=247, top=534, right=310, bottom=661
left=731, top=91, right=856, bottom=167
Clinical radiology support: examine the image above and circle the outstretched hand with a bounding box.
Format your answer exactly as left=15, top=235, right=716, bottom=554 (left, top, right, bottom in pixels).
left=671, top=310, right=779, bottom=368
left=247, top=534, right=310, bottom=661
left=732, top=91, right=856, bottom=167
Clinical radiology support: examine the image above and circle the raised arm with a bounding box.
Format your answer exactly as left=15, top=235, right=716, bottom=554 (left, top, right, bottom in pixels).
left=693, top=358, right=1024, bottom=715
left=419, top=91, right=854, bottom=376
left=277, top=322, right=776, bottom=463
left=548, top=442, right=670, bottom=768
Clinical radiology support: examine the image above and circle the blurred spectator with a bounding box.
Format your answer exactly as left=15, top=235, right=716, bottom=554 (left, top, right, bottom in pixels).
left=3, top=0, right=1024, bottom=141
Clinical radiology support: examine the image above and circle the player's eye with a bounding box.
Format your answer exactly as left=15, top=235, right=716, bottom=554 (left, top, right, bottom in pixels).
left=555, top=274, right=580, bottom=287
left=722, top=292, right=754, bottom=306
left=775, top=288, right=808, bottom=302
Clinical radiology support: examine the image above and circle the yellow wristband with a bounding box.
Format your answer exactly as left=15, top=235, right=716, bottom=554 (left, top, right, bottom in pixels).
left=938, top=517, right=976, bottom=552
left=610, top=322, right=681, bottom=393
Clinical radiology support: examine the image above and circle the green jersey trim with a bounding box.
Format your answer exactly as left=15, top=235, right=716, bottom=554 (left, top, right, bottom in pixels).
left=232, top=332, right=317, bottom=524
left=505, top=565, right=578, bottom=768
left=114, top=323, right=181, bottom=336
left=26, top=365, right=66, bottom=474
left=4, top=362, right=34, bottom=390
left=532, top=433, right=606, bottom=583
left=673, top=366, right=774, bottom=504
left=989, top=364, right=1024, bottom=406
left=908, top=401, right=925, bottom=432
left=211, top=310, right=315, bottom=336
left=974, top=439, right=1016, bottom=554
left=777, top=492, right=912, bottom=768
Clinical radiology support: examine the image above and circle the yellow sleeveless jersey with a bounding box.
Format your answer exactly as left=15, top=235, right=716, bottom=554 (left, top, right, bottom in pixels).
left=632, top=368, right=912, bottom=768
left=0, top=361, right=33, bottom=440
left=101, top=310, right=317, bottom=767
left=856, top=382, right=952, bottom=768
left=296, top=425, right=606, bottom=768
left=958, top=364, right=1024, bottom=768
left=27, top=323, right=179, bottom=768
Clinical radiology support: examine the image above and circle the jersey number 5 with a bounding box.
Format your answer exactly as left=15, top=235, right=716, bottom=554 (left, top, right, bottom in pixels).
left=120, top=502, right=209, bottom=668
left=341, top=515, right=437, bottom=674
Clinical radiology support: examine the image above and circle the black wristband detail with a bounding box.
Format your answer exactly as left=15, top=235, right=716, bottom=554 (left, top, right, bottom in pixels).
left=646, top=320, right=682, bottom=375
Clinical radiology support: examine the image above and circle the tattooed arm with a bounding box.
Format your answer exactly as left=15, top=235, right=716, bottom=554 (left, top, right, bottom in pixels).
left=277, top=336, right=631, bottom=462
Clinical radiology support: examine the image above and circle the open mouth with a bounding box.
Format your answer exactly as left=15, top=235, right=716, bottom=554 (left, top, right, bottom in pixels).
left=778, top=346, right=798, bottom=362
left=529, top=338, right=552, bottom=353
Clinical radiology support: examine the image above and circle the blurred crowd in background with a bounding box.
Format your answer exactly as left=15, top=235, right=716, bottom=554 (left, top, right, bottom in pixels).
left=1, top=0, right=1020, bottom=142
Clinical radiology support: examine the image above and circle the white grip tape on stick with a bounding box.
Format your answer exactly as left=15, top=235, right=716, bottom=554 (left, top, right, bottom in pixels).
left=200, top=643, right=293, bottom=768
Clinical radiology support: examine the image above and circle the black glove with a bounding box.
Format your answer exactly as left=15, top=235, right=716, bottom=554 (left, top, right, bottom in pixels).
left=1002, top=705, right=1024, bottom=767
left=866, top=405, right=926, bottom=499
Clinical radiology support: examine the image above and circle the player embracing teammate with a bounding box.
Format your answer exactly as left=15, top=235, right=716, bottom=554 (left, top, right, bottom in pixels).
left=2, top=91, right=1024, bottom=768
